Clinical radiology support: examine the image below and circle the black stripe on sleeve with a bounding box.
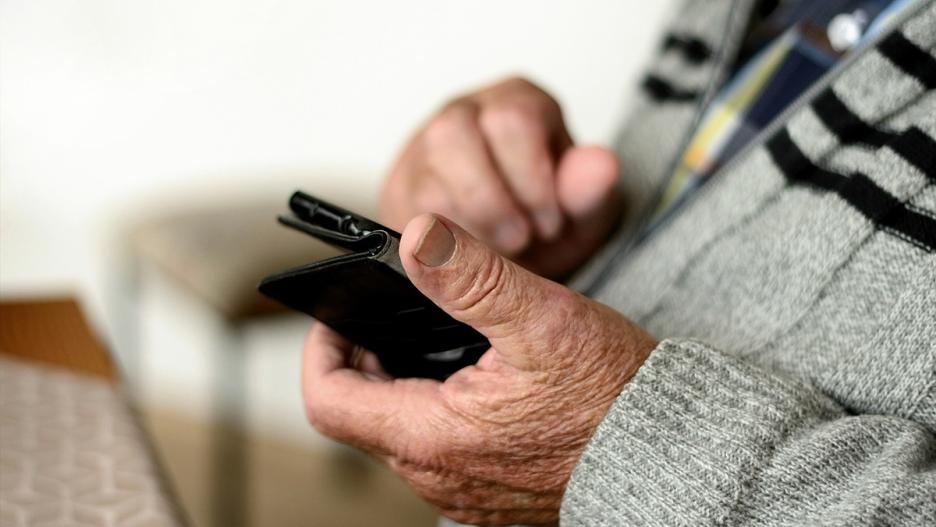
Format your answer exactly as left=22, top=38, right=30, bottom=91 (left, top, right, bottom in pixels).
left=811, top=89, right=893, bottom=147
left=888, top=127, right=936, bottom=184
left=839, top=173, right=902, bottom=221
left=765, top=127, right=818, bottom=180
left=641, top=75, right=701, bottom=103
left=662, top=33, right=713, bottom=64
left=766, top=127, right=936, bottom=252
left=876, top=32, right=936, bottom=90
left=883, top=208, right=936, bottom=252
left=810, top=89, right=936, bottom=182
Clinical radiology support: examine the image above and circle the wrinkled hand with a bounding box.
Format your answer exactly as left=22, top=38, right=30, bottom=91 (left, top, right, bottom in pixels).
left=379, top=76, right=622, bottom=280
left=302, top=214, right=656, bottom=526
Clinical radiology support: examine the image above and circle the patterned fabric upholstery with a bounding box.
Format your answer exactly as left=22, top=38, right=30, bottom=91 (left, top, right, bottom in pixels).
left=0, top=356, right=183, bottom=527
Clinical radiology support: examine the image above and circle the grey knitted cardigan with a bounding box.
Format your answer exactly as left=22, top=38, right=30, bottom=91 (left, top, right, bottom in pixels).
left=560, top=0, right=936, bottom=525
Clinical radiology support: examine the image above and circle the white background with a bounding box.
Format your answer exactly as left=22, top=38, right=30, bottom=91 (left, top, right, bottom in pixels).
left=1, top=0, right=675, bottom=437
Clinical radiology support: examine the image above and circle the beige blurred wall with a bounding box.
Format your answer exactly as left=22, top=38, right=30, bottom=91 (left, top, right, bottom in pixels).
left=1, top=0, right=675, bottom=324
left=1, top=0, right=676, bottom=435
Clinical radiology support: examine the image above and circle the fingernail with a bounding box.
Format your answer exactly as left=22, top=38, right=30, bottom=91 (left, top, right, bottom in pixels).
left=535, top=207, right=562, bottom=239
left=414, top=217, right=456, bottom=267
left=494, top=215, right=527, bottom=252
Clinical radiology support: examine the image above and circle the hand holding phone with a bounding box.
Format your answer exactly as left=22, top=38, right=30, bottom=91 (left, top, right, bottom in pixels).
left=259, top=191, right=489, bottom=379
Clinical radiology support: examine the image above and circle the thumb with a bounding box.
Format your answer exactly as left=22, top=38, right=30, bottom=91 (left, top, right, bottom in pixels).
left=556, top=145, right=620, bottom=223
left=399, top=213, right=587, bottom=370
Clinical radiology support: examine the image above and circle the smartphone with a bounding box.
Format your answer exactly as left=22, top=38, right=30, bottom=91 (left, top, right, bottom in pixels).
left=258, top=191, right=489, bottom=379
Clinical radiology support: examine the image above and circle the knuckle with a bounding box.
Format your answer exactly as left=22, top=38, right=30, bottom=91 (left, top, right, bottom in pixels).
left=302, top=386, right=339, bottom=438
left=540, top=90, right=563, bottom=114
left=302, top=398, right=327, bottom=433
left=399, top=467, right=452, bottom=505
left=438, top=391, right=489, bottom=440
left=499, top=74, right=536, bottom=91
left=423, top=102, right=475, bottom=148
left=479, top=103, right=543, bottom=138
left=501, top=75, right=560, bottom=109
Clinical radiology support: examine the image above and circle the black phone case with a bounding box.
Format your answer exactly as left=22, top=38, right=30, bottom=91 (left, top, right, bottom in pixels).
left=258, top=191, right=488, bottom=379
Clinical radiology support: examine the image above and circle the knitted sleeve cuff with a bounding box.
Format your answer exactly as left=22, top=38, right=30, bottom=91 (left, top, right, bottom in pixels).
left=560, top=339, right=843, bottom=526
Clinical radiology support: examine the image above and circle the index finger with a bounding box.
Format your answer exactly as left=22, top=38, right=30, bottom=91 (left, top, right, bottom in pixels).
left=301, top=324, right=451, bottom=459
left=422, top=101, right=532, bottom=254
left=477, top=102, right=569, bottom=240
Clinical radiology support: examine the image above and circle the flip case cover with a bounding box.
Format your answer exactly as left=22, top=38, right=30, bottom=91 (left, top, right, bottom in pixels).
left=258, top=191, right=488, bottom=379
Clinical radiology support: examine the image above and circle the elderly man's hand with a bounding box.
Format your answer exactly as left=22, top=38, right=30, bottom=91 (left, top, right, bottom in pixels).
left=379, top=77, right=622, bottom=280
left=302, top=214, right=656, bottom=526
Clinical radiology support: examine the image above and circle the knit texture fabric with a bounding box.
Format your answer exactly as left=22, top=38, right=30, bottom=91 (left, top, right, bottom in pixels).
left=561, top=0, right=936, bottom=524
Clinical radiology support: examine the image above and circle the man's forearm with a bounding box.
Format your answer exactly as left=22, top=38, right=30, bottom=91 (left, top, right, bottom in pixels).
left=562, top=340, right=936, bottom=526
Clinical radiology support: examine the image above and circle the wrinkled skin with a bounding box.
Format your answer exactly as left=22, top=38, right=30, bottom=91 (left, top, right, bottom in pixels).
left=302, top=215, right=657, bottom=525
left=379, top=76, right=622, bottom=281
left=305, top=76, right=653, bottom=525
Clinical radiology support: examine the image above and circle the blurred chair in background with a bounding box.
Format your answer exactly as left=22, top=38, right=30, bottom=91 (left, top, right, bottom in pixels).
left=127, top=191, right=437, bottom=526
left=0, top=298, right=185, bottom=526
